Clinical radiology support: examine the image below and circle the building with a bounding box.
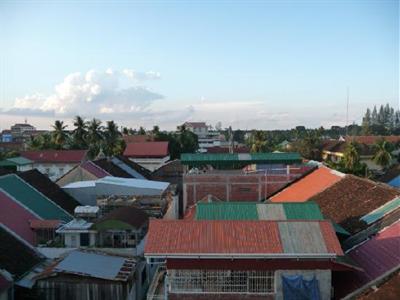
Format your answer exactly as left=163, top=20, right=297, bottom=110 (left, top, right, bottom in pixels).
left=145, top=219, right=353, bottom=300
left=56, top=219, right=96, bottom=248
left=321, top=136, right=400, bottom=171
left=92, top=206, right=149, bottom=249
left=18, top=169, right=80, bottom=215
left=333, top=221, right=400, bottom=299
left=0, top=174, right=72, bottom=222
left=74, top=205, right=100, bottom=220
left=0, top=223, right=44, bottom=298
left=181, top=152, right=309, bottom=213
left=34, top=250, right=145, bottom=300
left=10, top=123, right=36, bottom=136
left=20, top=150, right=88, bottom=181
left=270, top=166, right=345, bottom=202
left=0, top=157, right=33, bottom=172
left=151, top=159, right=184, bottom=186
left=267, top=166, right=400, bottom=248
left=62, top=176, right=171, bottom=217
left=183, top=122, right=226, bottom=152
left=123, top=142, right=170, bottom=171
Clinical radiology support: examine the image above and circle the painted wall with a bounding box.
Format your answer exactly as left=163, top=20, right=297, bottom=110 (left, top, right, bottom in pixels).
left=63, top=232, right=96, bottom=248
left=35, top=163, right=76, bottom=181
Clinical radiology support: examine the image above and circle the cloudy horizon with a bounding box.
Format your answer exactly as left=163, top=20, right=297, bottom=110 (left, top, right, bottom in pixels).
left=1, top=1, right=398, bottom=131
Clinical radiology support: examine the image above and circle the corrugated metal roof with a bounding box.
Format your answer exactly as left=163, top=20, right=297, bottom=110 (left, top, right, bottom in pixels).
left=54, top=250, right=134, bottom=281
left=195, top=202, right=258, bottom=220
left=0, top=174, right=72, bottom=222
left=0, top=156, right=33, bottom=166
left=181, top=152, right=302, bottom=166
left=278, top=222, right=328, bottom=254
left=123, top=141, right=169, bottom=158
left=21, top=150, right=87, bottom=163
left=360, top=197, right=400, bottom=225
left=195, top=202, right=324, bottom=221
left=282, top=202, right=324, bottom=220
left=345, top=221, right=400, bottom=291
left=145, top=220, right=343, bottom=257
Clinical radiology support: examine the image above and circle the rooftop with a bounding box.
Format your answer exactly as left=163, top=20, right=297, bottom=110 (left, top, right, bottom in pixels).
left=0, top=156, right=33, bottom=167
left=93, top=206, right=149, bottom=230
left=0, top=174, right=72, bottom=222
left=0, top=224, right=43, bottom=279
left=345, top=135, right=400, bottom=146
left=195, top=202, right=324, bottom=221
left=92, top=158, right=133, bottom=178
left=80, top=160, right=111, bottom=178
left=48, top=250, right=135, bottom=281
left=145, top=219, right=343, bottom=258
left=181, top=152, right=303, bottom=167
left=334, top=221, right=400, bottom=298
left=310, top=175, right=400, bottom=234
left=18, top=169, right=80, bottom=214
left=123, top=141, right=169, bottom=158
left=270, top=166, right=344, bottom=202
left=74, top=205, right=99, bottom=214
left=20, top=150, right=88, bottom=163
left=56, top=219, right=93, bottom=232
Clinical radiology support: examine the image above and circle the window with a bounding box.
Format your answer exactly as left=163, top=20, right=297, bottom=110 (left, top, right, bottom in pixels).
left=80, top=233, right=90, bottom=246
left=168, top=269, right=275, bottom=294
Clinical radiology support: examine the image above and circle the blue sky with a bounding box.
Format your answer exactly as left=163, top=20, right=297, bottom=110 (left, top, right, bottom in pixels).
left=0, top=0, right=398, bottom=130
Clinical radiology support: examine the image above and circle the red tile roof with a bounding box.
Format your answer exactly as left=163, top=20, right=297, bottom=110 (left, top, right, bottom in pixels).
left=123, top=142, right=169, bottom=158
left=310, top=176, right=400, bottom=234
left=21, top=150, right=87, bottom=163
left=270, top=167, right=344, bottom=202
left=145, top=220, right=343, bottom=257
left=345, top=136, right=400, bottom=145
left=123, top=135, right=154, bottom=144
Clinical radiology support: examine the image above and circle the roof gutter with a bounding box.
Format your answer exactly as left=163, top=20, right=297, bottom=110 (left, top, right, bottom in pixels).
left=145, top=253, right=337, bottom=260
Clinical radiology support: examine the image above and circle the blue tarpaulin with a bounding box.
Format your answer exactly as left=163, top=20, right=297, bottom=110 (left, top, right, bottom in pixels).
left=282, top=275, right=321, bottom=300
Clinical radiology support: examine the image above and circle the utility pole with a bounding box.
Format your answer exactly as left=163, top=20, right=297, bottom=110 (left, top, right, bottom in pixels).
left=346, top=87, right=349, bottom=136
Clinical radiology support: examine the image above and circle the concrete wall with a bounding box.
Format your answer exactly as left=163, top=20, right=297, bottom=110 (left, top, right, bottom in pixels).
left=274, top=269, right=331, bottom=300
left=182, top=172, right=304, bottom=211
left=63, top=232, right=96, bottom=248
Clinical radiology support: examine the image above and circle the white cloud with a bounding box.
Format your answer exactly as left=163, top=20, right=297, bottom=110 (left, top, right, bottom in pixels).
left=8, top=69, right=163, bottom=117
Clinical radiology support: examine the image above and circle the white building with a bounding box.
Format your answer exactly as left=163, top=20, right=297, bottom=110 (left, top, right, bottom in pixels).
left=20, top=150, right=88, bottom=181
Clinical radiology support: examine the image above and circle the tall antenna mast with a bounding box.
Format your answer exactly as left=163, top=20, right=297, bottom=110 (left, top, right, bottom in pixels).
left=346, top=87, right=349, bottom=136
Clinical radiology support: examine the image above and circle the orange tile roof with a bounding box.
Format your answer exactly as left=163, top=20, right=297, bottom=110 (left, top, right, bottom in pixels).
left=270, top=167, right=344, bottom=202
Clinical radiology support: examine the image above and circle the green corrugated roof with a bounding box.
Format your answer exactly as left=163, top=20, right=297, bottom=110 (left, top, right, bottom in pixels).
left=181, top=152, right=302, bottom=166
left=6, top=156, right=33, bottom=165
left=282, top=202, right=324, bottom=220
left=360, top=197, right=400, bottom=225
left=0, top=157, right=33, bottom=167
left=195, top=202, right=259, bottom=220
left=195, top=202, right=324, bottom=221
left=0, top=174, right=72, bottom=222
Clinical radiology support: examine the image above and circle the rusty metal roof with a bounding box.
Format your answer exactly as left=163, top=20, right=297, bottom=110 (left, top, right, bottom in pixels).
left=145, top=220, right=343, bottom=258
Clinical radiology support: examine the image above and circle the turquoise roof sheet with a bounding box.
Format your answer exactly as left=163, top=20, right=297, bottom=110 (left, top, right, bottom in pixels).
left=0, top=174, right=72, bottom=222
left=360, top=197, right=400, bottom=225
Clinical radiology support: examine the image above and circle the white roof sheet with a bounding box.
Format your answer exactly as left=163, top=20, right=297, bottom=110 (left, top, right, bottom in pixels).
left=97, top=176, right=169, bottom=190
left=62, top=181, right=96, bottom=188
left=55, top=250, right=133, bottom=281
left=74, top=206, right=99, bottom=214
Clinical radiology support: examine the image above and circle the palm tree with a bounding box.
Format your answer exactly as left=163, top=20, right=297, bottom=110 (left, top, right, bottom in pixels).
left=72, top=116, right=87, bottom=149
left=86, top=118, right=103, bottom=144
left=104, top=120, right=121, bottom=156
left=249, top=130, right=267, bottom=153
left=52, top=120, right=68, bottom=149
left=373, top=139, right=392, bottom=169
left=343, top=142, right=360, bottom=170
